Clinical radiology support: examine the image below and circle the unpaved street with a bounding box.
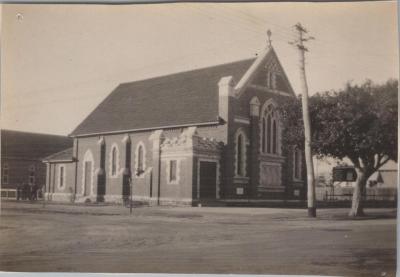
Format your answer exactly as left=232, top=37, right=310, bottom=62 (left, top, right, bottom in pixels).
left=0, top=201, right=396, bottom=276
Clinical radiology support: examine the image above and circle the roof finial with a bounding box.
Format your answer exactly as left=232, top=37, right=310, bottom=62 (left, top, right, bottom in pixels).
left=267, top=29, right=272, bottom=48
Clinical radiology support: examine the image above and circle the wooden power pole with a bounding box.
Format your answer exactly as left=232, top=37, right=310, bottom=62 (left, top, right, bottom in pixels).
left=290, top=23, right=316, bottom=217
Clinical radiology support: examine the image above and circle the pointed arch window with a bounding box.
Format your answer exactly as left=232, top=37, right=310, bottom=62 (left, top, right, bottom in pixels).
left=262, top=117, right=266, bottom=152
left=261, top=103, right=280, bottom=155
left=272, top=120, right=277, bottom=154
left=293, top=147, right=302, bottom=180
left=138, top=146, right=144, bottom=172
left=109, top=144, right=119, bottom=177
left=134, top=142, right=146, bottom=177
left=266, top=114, right=272, bottom=153
left=235, top=129, right=247, bottom=177
left=237, top=134, right=243, bottom=176
left=111, top=147, right=117, bottom=176
left=82, top=149, right=94, bottom=196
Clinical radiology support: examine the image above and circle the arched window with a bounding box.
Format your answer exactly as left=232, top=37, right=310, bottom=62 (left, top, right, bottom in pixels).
left=293, top=147, right=302, bottom=180
left=235, top=129, right=247, bottom=177
left=111, top=147, right=117, bottom=176
left=266, top=114, right=272, bottom=153
left=261, top=102, right=280, bottom=155
left=109, top=144, right=119, bottom=177
left=237, top=134, right=243, bottom=176
left=138, top=146, right=144, bottom=172
left=82, top=150, right=94, bottom=196
left=262, top=117, right=266, bottom=153
left=134, top=142, right=146, bottom=177
left=272, top=120, right=277, bottom=154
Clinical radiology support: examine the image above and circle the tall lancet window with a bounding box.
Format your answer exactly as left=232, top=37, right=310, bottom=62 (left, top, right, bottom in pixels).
left=134, top=142, right=146, bottom=177
left=266, top=114, right=272, bottom=153
left=237, top=134, right=243, bottom=176
left=262, top=117, right=266, bottom=153
left=109, top=144, right=119, bottom=177
left=138, top=146, right=144, bottom=172
left=235, top=129, right=247, bottom=177
left=111, top=147, right=117, bottom=176
left=272, top=120, right=277, bottom=154
left=261, top=103, right=280, bottom=155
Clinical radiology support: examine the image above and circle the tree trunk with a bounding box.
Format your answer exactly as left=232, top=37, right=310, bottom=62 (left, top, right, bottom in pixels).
left=349, top=168, right=367, bottom=217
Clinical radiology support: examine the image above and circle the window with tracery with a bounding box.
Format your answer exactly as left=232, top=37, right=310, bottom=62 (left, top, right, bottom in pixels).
left=261, top=103, right=280, bottom=155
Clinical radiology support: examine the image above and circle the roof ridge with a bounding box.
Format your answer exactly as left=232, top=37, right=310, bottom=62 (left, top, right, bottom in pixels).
left=118, top=57, right=256, bottom=87
left=1, top=129, right=70, bottom=138
left=70, top=57, right=255, bottom=136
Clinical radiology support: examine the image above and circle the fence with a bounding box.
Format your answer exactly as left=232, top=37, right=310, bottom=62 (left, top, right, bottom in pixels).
left=321, top=187, right=397, bottom=202
left=0, top=188, right=43, bottom=200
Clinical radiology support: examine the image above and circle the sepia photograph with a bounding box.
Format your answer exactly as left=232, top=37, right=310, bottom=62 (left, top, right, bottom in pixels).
left=0, top=1, right=398, bottom=276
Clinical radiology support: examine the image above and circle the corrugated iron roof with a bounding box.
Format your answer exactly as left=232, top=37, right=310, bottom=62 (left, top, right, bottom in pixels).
left=1, top=129, right=73, bottom=160
left=42, top=147, right=74, bottom=163
left=70, top=58, right=255, bottom=137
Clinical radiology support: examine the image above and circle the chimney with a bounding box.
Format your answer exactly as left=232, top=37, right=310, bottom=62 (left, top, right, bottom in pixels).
left=218, top=76, right=235, bottom=123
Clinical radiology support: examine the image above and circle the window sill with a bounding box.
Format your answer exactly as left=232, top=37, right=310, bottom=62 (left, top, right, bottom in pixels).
left=234, top=176, right=249, bottom=183
left=259, top=154, right=285, bottom=162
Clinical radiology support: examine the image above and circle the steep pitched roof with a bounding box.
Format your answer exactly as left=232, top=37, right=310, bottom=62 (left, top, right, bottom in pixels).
left=1, top=129, right=73, bottom=160
left=70, top=59, right=255, bottom=137
left=42, top=148, right=74, bottom=163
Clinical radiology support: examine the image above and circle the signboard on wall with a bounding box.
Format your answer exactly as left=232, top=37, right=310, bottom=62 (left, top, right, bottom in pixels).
left=332, top=166, right=357, bottom=182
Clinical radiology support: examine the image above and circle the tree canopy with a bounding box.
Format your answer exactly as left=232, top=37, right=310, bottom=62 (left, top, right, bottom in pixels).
left=281, top=79, right=398, bottom=172
left=279, top=79, right=398, bottom=216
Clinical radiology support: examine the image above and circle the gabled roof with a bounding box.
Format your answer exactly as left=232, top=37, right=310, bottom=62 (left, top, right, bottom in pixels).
left=1, top=129, right=73, bottom=161
left=235, top=47, right=295, bottom=97
left=42, top=147, right=74, bottom=163
left=70, top=59, right=255, bottom=137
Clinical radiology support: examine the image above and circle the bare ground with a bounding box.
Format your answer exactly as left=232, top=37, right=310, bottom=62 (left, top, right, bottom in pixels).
left=0, top=201, right=396, bottom=276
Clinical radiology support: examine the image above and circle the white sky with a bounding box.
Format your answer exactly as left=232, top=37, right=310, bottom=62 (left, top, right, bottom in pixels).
left=1, top=2, right=398, bottom=136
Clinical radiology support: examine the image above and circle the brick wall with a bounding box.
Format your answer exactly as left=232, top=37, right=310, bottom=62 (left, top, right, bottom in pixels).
left=1, top=158, right=46, bottom=189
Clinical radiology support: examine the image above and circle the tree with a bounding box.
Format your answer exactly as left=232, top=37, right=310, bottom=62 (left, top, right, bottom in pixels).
left=280, top=79, right=398, bottom=217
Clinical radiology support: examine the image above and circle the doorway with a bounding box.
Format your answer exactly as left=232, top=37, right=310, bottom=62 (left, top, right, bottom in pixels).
left=199, top=161, right=217, bottom=200
left=83, top=161, right=92, bottom=196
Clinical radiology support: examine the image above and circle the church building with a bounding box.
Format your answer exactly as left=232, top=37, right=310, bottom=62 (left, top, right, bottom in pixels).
left=43, top=42, right=306, bottom=205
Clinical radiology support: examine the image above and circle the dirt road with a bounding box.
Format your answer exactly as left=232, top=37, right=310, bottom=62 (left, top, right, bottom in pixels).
left=0, top=201, right=396, bottom=276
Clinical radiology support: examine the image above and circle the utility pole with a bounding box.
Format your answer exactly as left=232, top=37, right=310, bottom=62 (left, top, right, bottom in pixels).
left=290, top=23, right=316, bottom=217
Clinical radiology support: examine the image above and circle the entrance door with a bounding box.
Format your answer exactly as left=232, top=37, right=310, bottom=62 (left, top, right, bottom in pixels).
left=199, top=161, right=217, bottom=200
left=84, top=161, right=92, bottom=196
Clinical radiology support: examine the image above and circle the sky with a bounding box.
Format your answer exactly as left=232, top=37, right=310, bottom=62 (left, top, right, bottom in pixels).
left=1, top=2, right=398, bottom=136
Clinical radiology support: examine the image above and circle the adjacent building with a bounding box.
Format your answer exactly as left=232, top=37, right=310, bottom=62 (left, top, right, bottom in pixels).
left=1, top=129, right=73, bottom=193
left=43, top=45, right=306, bottom=205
